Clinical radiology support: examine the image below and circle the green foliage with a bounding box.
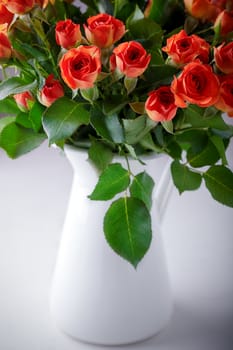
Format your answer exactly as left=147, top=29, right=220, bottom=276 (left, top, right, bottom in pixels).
left=0, top=122, right=45, bottom=158
left=42, top=97, right=90, bottom=144
left=171, top=160, right=202, bottom=194
left=89, top=163, right=130, bottom=200
left=204, top=166, right=233, bottom=207
left=104, top=197, right=152, bottom=268
left=130, top=172, right=155, bottom=211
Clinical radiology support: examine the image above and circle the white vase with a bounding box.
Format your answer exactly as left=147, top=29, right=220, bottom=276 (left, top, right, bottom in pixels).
left=50, top=145, right=173, bottom=346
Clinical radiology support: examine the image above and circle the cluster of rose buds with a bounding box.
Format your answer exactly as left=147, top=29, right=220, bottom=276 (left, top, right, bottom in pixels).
left=146, top=29, right=233, bottom=121
left=1, top=1, right=233, bottom=120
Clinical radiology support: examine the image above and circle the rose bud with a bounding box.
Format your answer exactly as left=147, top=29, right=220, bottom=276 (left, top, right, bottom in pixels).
left=214, top=42, right=233, bottom=74
left=84, top=13, right=125, bottom=48
left=13, top=91, right=35, bottom=111
left=55, top=19, right=81, bottom=50
left=110, top=41, right=151, bottom=78
left=171, top=61, right=220, bottom=108
left=215, top=74, right=233, bottom=117
left=3, top=0, right=35, bottom=14
left=162, top=30, right=210, bottom=65
left=39, top=74, right=64, bottom=107
left=0, top=5, right=14, bottom=26
left=214, top=10, right=233, bottom=37
left=59, top=45, right=101, bottom=90
left=145, top=86, right=178, bottom=122
left=184, top=0, right=222, bottom=22
left=0, top=31, right=12, bottom=62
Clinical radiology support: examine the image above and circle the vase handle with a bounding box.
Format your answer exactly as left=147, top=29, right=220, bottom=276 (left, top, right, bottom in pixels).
left=154, top=159, right=173, bottom=223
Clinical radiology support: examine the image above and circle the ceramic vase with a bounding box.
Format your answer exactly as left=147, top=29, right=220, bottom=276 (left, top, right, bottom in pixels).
left=50, top=145, right=173, bottom=345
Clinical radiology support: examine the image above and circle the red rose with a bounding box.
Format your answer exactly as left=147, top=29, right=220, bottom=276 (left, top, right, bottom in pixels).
left=145, top=86, right=177, bottom=122
left=55, top=19, right=81, bottom=50
left=84, top=13, right=125, bottom=48
left=0, top=31, right=11, bottom=62
left=184, top=0, right=222, bottom=22
left=3, top=0, right=35, bottom=14
left=214, top=10, right=233, bottom=37
left=214, top=42, right=233, bottom=74
left=13, top=91, right=35, bottom=111
left=162, top=30, right=210, bottom=65
left=110, top=41, right=151, bottom=78
left=215, top=74, right=233, bottom=117
left=171, top=61, right=220, bottom=108
left=0, top=5, right=14, bottom=26
left=40, top=74, right=64, bottom=107
left=59, top=45, right=101, bottom=89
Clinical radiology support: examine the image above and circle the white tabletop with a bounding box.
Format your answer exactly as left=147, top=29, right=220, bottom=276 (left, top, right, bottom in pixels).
left=0, top=140, right=233, bottom=350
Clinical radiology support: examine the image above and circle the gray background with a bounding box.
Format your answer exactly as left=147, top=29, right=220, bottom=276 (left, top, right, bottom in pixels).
left=0, top=135, right=233, bottom=350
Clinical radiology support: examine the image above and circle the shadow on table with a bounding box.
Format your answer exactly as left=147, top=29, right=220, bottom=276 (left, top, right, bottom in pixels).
left=77, top=302, right=233, bottom=350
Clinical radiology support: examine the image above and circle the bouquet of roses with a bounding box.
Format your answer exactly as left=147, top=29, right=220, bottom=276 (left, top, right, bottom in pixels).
left=0, top=0, right=233, bottom=266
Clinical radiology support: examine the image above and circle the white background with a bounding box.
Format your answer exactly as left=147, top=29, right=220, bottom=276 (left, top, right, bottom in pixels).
left=0, top=134, right=233, bottom=350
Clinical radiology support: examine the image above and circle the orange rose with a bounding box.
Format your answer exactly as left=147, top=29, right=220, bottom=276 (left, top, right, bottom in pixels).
left=214, top=10, right=233, bottom=37
left=214, top=42, right=233, bottom=74
left=171, top=61, right=220, bottom=108
left=0, top=4, right=14, bottom=26
left=39, top=74, right=64, bottom=107
left=84, top=13, right=125, bottom=48
left=0, top=30, right=11, bottom=61
left=55, top=19, right=81, bottom=50
left=184, top=0, right=222, bottom=22
left=59, top=45, right=101, bottom=89
left=13, top=91, right=35, bottom=111
left=162, top=30, right=210, bottom=65
left=3, top=0, right=35, bottom=14
left=145, top=86, right=177, bottom=122
left=215, top=74, right=233, bottom=117
left=110, top=41, right=151, bottom=78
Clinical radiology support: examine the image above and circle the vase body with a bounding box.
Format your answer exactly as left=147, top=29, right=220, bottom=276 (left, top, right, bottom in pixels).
left=50, top=146, right=173, bottom=345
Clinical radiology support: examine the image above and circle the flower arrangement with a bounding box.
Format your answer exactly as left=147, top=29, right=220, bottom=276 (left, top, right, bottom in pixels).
left=0, top=0, right=233, bottom=267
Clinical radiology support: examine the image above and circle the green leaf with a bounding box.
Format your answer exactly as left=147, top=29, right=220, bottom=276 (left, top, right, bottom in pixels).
left=80, top=86, right=99, bottom=102
left=187, top=139, right=220, bottom=168
left=91, top=108, right=124, bottom=143
left=104, top=197, right=152, bottom=267
left=0, top=122, right=46, bottom=158
left=113, top=0, right=136, bottom=21
left=16, top=112, right=32, bottom=129
left=124, top=77, right=137, bottom=94
left=0, top=116, right=16, bottom=133
left=203, top=166, right=233, bottom=207
left=42, top=97, right=89, bottom=144
left=0, top=77, right=36, bottom=100
left=88, top=139, right=113, bottom=172
left=171, top=160, right=202, bottom=194
left=123, top=115, right=156, bottom=145
left=89, top=163, right=130, bottom=200
left=29, top=101, right=45, bottom=132
left=183, top=105, right=229, bottom=131
left=130, top=172, right=155, bottom=210
left=139, top=132, right=162, bottom=152
left=0, top=97, right=19, bottom=114
left=161, top=120, right=173, bottom=134
left=209, top=135, right=228, bottom=166
left=127, top=5, right=163, bottom=47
